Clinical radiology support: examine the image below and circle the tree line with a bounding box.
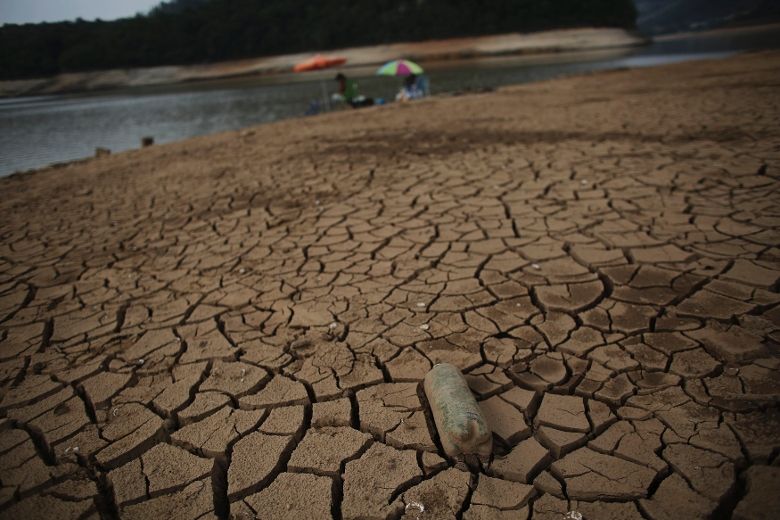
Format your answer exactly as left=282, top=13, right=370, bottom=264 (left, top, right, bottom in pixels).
left=0, top=0, right=637, bottom=80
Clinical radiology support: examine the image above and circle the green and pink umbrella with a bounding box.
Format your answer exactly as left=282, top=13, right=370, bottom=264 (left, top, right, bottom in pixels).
left=376, top=59, right=424, bottom=77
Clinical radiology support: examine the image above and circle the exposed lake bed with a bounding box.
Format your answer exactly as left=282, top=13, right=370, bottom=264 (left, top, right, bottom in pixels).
left=1, top=49, right=778, bottom=518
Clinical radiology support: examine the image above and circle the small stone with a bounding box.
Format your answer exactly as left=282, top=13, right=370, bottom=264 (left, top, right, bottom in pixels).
left=532, top=263, right=541, bottom=270
left=401, top=468, right=469, bottom=517
left=419, top=324, right=430, bottom=331
left=565, top=512, right=583, bottom=520
left=405, top=501, right=425, bottom=514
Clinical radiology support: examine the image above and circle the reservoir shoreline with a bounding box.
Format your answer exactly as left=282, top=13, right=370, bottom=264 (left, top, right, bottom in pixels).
left=0, top=27, right=645, bottom=98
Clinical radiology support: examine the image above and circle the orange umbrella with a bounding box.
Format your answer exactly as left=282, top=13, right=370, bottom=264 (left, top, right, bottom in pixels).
left=293, top=54, right=347, bottom=72
left=294, top=54, right=348, bottom=111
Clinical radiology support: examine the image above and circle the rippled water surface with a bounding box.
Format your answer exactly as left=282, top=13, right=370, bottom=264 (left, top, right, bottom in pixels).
left=1, top=25, right=778, bottom=177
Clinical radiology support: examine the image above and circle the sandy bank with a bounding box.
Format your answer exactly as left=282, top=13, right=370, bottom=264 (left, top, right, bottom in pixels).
left=0, top=27, right=644, bottom=97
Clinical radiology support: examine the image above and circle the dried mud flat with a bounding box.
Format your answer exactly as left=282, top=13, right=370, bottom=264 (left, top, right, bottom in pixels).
left=1, top=51, right=779, bottom=519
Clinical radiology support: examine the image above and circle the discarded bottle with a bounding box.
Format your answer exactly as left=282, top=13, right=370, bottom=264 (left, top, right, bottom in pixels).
left=423, top=363, right=492, bottom=458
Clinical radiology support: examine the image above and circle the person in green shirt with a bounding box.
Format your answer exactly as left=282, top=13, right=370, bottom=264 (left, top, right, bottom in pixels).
left=335, top=73, right=374, bottom=108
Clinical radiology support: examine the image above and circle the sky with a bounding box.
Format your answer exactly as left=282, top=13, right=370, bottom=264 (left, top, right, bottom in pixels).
left=0, top=0, right=163, bottom=25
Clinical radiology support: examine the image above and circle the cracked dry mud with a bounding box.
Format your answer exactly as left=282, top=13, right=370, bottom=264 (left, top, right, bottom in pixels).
left=1, top=51, right=779, bottom=519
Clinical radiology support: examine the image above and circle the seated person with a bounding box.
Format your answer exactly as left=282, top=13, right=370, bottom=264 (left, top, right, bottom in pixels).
left=334, top=73, right=374, bottom=108
left=396, top=74, right=425, bottom=102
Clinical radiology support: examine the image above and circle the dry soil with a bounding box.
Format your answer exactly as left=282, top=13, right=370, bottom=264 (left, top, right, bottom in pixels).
left=1, top=51, right=779, bottom=519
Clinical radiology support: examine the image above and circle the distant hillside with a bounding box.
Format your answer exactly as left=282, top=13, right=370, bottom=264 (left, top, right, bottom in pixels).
left=635, top=0, right=780, bottom=34
left=0, top=0, right=636, bottom=80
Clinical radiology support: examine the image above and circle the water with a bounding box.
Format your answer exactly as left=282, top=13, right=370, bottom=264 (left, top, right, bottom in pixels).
left=1, top=24, right=778, bottom=177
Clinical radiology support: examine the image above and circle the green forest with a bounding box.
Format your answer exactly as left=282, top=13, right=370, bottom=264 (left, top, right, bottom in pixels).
left=0, top=0, right=637, bottom=80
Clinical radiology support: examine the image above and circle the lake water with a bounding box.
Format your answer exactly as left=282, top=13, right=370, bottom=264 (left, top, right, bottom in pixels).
left=1, top=25, right=779, bottom=177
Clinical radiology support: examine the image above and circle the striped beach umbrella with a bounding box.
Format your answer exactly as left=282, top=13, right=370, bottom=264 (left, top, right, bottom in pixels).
left=376, top=59, right=424, bottom=77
